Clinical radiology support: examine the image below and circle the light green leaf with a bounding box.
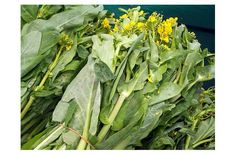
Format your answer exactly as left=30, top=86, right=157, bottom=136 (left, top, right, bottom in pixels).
left=52, top=56, right=101, bottom=137
left=149, top=32, right=159, bottom=63
left=149, top=82, right=182, bottom=105
left=94, top=61, right=115, bottom=83
left=22, top=5, right=103, bottom=35
left=21, top=30, right=59, bottom=77
left=21, top=5, right=38, bottom=23
left=92, top=34, right=115, bottom=72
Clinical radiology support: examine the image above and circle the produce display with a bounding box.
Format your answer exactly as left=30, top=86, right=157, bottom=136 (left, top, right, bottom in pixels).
left=21, top=5, right=215, bottom=150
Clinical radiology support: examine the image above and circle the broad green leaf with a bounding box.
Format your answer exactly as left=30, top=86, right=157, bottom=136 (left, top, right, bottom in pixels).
left=92, top=34, right=115, bottom=72
left=149, top=63, right=167, bottom=83
left=94, top=61, right=115, bottom=83
left=113, top=102, right=175, bottom=149
left=64, top=99, right=77, bottom=126
left=22, top=5, right=103, bottom=35
left=195, top=65, right=215, bottom=82
left=77, top=45, right=90, bottom=59
left=112, top=92, right=144, bottom=131
left=149, top=82, right=182, bottom=105
left=52, top=56, right=101, bottom=137
left=95, top=98, right=147, bottom=149
left=149, top=136, right=175, bottom=149
left=149, top=32, right=159, bottom=63
left=179, top=52, right=203, bottom=86
left=128, top=49, right=140, bottom=71
left=62, top=60, right=81, bottom=72
left=21, top=30, right=59, bottom=77
left=21, top=5, right=38, bottom=23
left=160, top=50, right=189, bottom=64
left=187, top=65, right=215, bottom=90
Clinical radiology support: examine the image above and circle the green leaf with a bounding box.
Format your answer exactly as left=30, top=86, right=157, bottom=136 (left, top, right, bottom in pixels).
left=22, top=5, right=103, bottom=35
left=149, top=63, right=167, bottom=83
left=64, top=99, right=77, bottom=126
left=179, top=52, right=203, bottom=86
left=38, top=5, right=63, bottom=19
left=92, top=34, right=115, bottom=72
left=77, top=45, right=90, bottom=59
left=21, top=5, right=38, bottom=23
left=109, top=33, right=144, bottom=102
left=149, top=82, right=182, bottom=105
left=95, top=98, right=147, bottom=149
left=195, top=65, right=215, bottom=82
left=112, top=92, right=144, bottom=131
left=150, top=136, right=175, bottom=149
left=62, top=130, right=79, bottom=147
left=62, top=60, right=81, bottom=72
left=149, top=32, right=159, bottom=63
left=21, top=30, right=59, bottom=77
left=128, top=49, right=140, bottom=71
left=94, top=61, right=115, bottom=83
left=52, top=56, right=101, bottom=137
left=190, top=117, right=215, bottom=147
left=160, top=50, right=189, bottom=64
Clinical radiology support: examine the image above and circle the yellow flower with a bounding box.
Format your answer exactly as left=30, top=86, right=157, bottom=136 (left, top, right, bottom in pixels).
left=120, top=14, right=128, bottom=19
left=148, top=15, right=157, bottom=23
left=157, top=25, right=164, bottom=34
left=161, top=33, right=169, bottom=43
left=65, top=45, right=72, bottom=51
left=102, top=18, right=110, bottom=29
left=139, top=10, right=144, bottom=16
left=137, top=22, right=145, bottom=30
left=157, top=17, right=177, bottom=43
left=166, top=17, right=178, bottom=25
left=148, top=12, right=158, bottom=23
left=163, top=21, right=172, bottom=34
left=123, top=21, right=135, bottom=31
left=124, top=24, right=132, bottom=31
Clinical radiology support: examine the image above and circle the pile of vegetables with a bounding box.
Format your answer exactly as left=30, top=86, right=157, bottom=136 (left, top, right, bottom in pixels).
left=21, top=5, right=215, bottom=150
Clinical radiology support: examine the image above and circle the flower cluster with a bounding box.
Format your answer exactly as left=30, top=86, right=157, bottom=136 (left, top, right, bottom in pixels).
left=58, top=33, right=73, bottom=51
left=157, top=17, right=178, bottom=43
left=101, top=7, right=178, bottom=49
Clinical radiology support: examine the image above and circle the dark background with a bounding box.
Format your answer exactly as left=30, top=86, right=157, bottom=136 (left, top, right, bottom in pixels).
left=104, top=5, right=215, bottom=88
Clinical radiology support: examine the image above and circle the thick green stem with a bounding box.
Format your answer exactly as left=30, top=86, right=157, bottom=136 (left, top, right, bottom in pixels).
left=77, top=84, right=95, bottom=150
left=97, top=94, right=127, bottom=143
left=192, top=138, right=214, bottom=148
left=21, top=46, right=63, bottom=119
left=21, top=96, right=35, bottom=119
left=185, top=119, right=198, bottom=149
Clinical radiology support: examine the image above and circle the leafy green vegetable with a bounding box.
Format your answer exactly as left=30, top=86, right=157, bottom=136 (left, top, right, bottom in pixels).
left=21, top=5, right=215, bottom=150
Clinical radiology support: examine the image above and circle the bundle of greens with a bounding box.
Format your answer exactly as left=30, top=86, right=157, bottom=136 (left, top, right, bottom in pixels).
left=21, top=5, right=215, bottom=150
